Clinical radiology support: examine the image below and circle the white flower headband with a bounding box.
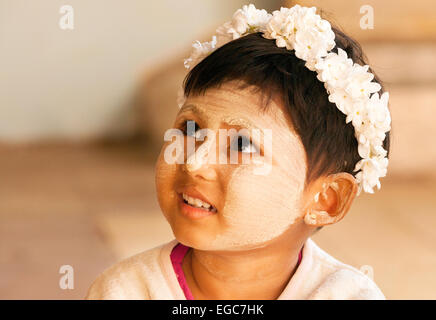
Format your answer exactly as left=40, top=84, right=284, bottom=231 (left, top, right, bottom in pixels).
left=179, top=4, right=391, bottom=195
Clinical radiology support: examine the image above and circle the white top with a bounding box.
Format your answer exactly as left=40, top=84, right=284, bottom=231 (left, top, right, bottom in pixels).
left=85, top=238, right=385, bottom=300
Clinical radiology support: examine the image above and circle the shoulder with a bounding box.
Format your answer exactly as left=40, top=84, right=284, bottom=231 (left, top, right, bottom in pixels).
left=85, top=240, right=177, bottom=300
left=307, top=239, right=385, bottom=300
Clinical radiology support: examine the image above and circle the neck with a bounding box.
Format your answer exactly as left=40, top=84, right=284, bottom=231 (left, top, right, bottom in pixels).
left=182, top=236, right=306, bottom=300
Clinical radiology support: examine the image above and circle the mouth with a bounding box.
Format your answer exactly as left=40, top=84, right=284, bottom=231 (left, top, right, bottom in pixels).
left=177, top=190, right=218, bottom=219
left=181, top=192, right=217, bottom=213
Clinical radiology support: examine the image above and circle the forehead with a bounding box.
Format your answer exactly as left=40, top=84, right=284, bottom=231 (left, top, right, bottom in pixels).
left=180, top=82, right=294, bottom=133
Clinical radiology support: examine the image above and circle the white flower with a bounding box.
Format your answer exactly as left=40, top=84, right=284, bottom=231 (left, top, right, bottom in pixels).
left=345, top=64, right=381, bottom=100
left=328, top=88, right=354, bottom=115
left=216, top=4, right=271, bottom=41
left=184, top=36, right=217, bottom=69
left=345, top=100, right=366, bottom=129
left=356, top=131, right=383, bottom=158
left=354, top=157, right=388, bottom=194
left=358, top=123, right=386, bottom=149
left=294, top=28, right=332, bottom=70
left=372, top=144, right=388, bottom=158
left=264, top=5, right=335, bottom=70
left=239, top=4, right=271, bottom=32
left=263, top=7, right=299, bottom=49
left=294, top=10, right=335, bottom=63
left=355, top=121, right=388, bottom=158
left=215, top=21, right=235, bottom=46
left=291, top=5, right=318, bottom=31
left=357, top=140, right=371, bottom=159
left=315, top=48, right=353, bottom=87
left=366, top=92, right=391, bottom=132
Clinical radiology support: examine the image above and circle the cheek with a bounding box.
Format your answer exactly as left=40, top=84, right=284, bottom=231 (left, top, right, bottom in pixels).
left=155, top=148, right=177, bottom=218
left=209, top=163, right=306, bottom=250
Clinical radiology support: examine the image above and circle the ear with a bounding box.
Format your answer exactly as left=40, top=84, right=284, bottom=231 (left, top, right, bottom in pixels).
left=303, top=173, right=358, bottom=227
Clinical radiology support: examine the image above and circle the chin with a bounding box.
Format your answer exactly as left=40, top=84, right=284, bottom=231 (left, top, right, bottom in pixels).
left=173, top=231, right=203, bottom=249
left=171, top=224, right=216, bottom=250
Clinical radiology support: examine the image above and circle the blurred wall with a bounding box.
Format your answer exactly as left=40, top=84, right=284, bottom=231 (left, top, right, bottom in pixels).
left=291, top=0, right=436, bottom=41
left=0, top=0, right=279, bottom=143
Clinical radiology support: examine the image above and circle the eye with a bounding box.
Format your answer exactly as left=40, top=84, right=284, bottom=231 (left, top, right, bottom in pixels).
left=180, top=120, right=200, bottom=137
left=230, top=135, right=259, bottom=154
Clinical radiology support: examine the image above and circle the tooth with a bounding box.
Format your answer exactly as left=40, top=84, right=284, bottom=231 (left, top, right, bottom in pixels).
left=194, top=198, right=202, bottom=207
left=183, top=194, right=214, bottom=210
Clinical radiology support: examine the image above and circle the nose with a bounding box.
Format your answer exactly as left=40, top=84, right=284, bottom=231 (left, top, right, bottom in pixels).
left=183, top=134, right=217, bottom=181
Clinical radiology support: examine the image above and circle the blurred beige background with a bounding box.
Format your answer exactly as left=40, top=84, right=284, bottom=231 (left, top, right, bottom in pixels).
left=0, top=0, right=435, bottom=299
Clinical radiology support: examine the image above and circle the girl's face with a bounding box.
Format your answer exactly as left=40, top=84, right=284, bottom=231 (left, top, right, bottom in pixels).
left=155, top=82, right=308, bottom=251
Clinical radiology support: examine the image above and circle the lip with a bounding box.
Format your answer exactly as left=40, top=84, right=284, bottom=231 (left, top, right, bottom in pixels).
left=178, top=195, right=216, bottom=219
left=176, top=186, right=218, bottom=220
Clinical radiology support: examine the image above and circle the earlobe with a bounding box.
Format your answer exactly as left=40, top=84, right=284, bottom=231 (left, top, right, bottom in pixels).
left=304, top=208, right=344, bottom=227
left=304, top=209, right=334, bottom=226
left=303, top=173, right=358, bottom=227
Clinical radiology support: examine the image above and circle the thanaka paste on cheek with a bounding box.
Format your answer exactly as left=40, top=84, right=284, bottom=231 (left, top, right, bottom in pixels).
left=210, top=129, right=307, bottom=251
left=155, top=138, right=185, bottom=226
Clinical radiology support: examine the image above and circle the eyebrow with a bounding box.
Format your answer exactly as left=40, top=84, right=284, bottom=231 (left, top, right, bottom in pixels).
left=221, top=116, right=260, bottom=131
left=178, top=104, right=261, bottom=131
left=177, top=104, right=208, bottom=119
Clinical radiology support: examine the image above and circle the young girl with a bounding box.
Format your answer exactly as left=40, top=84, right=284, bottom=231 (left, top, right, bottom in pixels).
left=86, top=4, right=390, bottom=300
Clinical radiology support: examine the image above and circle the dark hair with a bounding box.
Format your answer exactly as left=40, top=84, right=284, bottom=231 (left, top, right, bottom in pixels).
left=183, top=29, right=390, bottom=186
